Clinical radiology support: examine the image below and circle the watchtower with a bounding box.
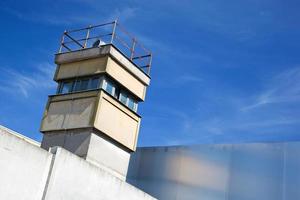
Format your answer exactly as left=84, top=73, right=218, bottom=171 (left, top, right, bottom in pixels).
left=40, top=21, right=152, bottom=179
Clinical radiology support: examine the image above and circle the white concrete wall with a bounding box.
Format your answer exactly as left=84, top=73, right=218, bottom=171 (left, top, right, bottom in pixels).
left=44, top=147, right=154, bottom=200
left=0, top=127, right=52, bottom=200
left=0, top=126, right=156, bottom=200
left=6, top=124, right=300, bottom=200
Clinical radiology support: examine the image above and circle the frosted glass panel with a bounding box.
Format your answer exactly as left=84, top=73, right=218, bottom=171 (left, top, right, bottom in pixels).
left=128, top=142, right=300, bottom=200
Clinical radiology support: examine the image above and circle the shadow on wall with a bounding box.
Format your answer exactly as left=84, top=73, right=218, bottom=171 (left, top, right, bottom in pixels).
left=127, top=143, right=300, bottom=200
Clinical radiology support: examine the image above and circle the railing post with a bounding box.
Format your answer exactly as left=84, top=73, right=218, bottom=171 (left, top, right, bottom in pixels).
left=58, top=31, right=66, bottom=53
left=84, top=26, right=91, bottom=48
left=130, top=38, right=136, bottom=60
left=147, top=53, right=152, bottom=75
left=110, top=20, right=117, bottom=44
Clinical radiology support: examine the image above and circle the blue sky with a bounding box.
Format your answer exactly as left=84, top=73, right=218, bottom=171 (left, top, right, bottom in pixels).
left=1, top=0, right=300, bottom=146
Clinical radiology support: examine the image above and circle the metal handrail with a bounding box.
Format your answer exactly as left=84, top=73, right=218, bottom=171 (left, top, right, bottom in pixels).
left=58, top=20, right=152, bottom=75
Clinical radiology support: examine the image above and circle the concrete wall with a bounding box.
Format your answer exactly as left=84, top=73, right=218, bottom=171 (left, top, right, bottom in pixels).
left=128, top=143, right=300, bottom=200
left=5, top=123, right=300, bottom=200
left=44, top=147, right=155, bottom=200
left=0, top=127, right=53, bottom=200
left=0, top=126, right=156, bottom=200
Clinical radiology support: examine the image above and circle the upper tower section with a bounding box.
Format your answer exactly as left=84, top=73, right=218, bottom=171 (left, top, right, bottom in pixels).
left=40, top=21, right=152, bottom=152
left=55, top=20, right=152, bottom=100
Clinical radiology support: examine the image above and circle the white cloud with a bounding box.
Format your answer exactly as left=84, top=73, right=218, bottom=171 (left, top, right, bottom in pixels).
left=0, top=63, right=56, bottom=98
left=179, top=74, right=202, bottom=83
left=107, top=7, right=138, bottom=22
left=142, top=66, right=300, bottom=145
left=242, top=67, right=300, bottom=111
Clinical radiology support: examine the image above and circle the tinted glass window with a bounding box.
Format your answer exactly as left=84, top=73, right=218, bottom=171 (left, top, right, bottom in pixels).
left=73, top=80, right=81, bottom=92
left=114, top=87, right=120, bottom=98
left=105, top=81, right=115, bottom=95
left=90, top=77, right=100, bottom=89
left=80, top=79, right=89, bottom=90
left=61, top=82, right=73, bottom=94
left=119, top=92, right=127, bottom=105
left=128, top=98, right=135, bottom=110
left=56, top=75, right=138, bottom=112
left=133, top=102, right=138, bottom=112
left=57, top=83, right=63, bottom=94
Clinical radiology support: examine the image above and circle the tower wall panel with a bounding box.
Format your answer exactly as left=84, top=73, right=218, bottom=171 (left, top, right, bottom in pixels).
left=41, top=96, right=97, bottom=131
left=106, top=57, right=147, bottom=100
left=55, top=57, right=108, bottom=80
left=94, top=92, right=140, bottom=151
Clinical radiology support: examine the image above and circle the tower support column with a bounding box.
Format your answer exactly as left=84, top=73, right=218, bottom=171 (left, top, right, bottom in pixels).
left=42, top=128, right=131, bottom=180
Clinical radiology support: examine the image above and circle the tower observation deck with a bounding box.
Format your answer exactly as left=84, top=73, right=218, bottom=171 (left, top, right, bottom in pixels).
left=58, top=20, right=152, bottom=75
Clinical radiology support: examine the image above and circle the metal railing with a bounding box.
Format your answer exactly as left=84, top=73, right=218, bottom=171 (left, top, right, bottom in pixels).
left=58, top=20, right=152, bottom=75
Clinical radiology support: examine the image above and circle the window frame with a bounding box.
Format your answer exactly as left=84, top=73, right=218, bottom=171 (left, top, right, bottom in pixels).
left=119, top=91, right=128, bottom=105
left=102, top=78, right=116, bottom=97
left=119, top=90, right=138, bottom=112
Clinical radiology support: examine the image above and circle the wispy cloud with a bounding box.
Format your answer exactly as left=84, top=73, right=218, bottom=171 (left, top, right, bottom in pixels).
left=107, top=7, right=138, bottom=22
left=242, top=67, right=300, bottom=111
left=141, top=66, right=300, bottom=146
left=179, top=74, right=203, bottom=83
left=235, top=118, right=300, bottom=129
left=0, top=63, right=56, bottom=98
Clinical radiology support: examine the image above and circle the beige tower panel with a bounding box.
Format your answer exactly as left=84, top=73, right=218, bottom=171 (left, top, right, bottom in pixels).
left=106, top=57, right=147, bottom=100
left=41, top=93, right=98, bottom=131
left=41, top=100, right=72, bottom=130
left=67, top=97, right=96, bottom=128
left=54, top=57, right=108, bottom=80
left=94, top=92, right=141, bottom=151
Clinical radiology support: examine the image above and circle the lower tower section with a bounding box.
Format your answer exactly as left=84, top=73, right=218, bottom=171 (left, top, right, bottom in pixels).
left=41, top=128, right=131, bottom=179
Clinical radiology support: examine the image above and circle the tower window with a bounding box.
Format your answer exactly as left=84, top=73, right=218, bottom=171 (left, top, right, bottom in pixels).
left=73, top=80, right=81, bottom=92
left=72, top=79, right=89, bottom=92
left=56, top=75, right=139, bottom=112
left=128, top=98, right=135, bottom=110
left=119, top=92, right=128, bottom=105
left=119, top=90, right=138, bottom=112
left=80, top=79, right=89, bottom=90
left=90, top=77, right=100, bottom=89
left=60, top=82, right=73, bottom=94
left=103, top=79, right=116, bottom=97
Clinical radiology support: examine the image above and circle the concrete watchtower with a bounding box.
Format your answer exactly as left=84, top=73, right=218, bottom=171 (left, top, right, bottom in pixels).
left=40, top=21, right=152, bottom=179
